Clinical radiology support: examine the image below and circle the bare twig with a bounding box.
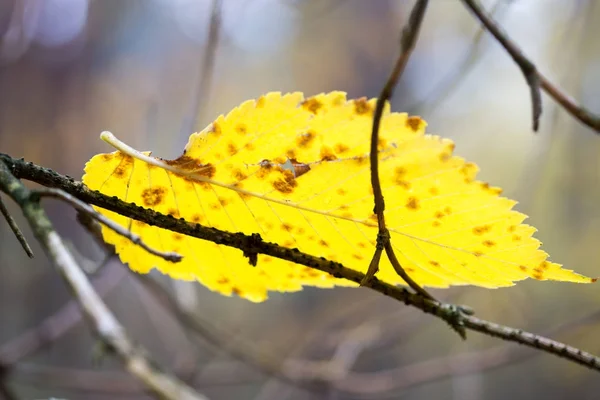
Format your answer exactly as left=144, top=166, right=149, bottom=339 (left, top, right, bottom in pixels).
left=34, top=188, right=182, bottom=263
left=461, top=0, right=600, bottom=133
left=179, top=0, right=222, bottom=137
left=0, top=162, right=209, bottom=400
left=0, top=194, right=33, bottom=258
left=364, top=0, right=435, bottom=303
left=2, top=154, right=599, bottom=372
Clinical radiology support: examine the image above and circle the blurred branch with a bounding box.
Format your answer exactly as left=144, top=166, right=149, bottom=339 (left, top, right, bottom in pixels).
left=333, top=307, right=600, bottom=397
left=133, top=273, right=319, bottom=394
left=180, top=0, right=222, bottom=137
left=0, top=194, right=33, bottom=258
left=2, top=154, right=600, bottom=373
left=0, top=263, right=124, bottom=367
left=0, top=162, right=209, bottom=400
left=461, top=0, right=600, bottom=133
left=407, top=0, right=509, bottom=114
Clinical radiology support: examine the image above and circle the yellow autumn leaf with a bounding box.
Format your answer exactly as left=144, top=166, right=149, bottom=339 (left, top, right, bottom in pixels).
left=82, top=92, right=595, bottom=302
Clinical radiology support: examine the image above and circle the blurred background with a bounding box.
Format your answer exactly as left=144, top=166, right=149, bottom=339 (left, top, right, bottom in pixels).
left=1, top=0, right=600, bottom=399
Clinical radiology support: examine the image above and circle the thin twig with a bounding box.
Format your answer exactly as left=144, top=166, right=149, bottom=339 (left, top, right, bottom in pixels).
left=34, top=188, right=182, bottom=263
left=365, top=0, right=435, bottom=302
left=2, top=154, right=599, bottom=372
left=179, top=0, right=222, bottom=137
left=0, top=162, right=209, bottom=400
left=0, top=194, right=33, bottom=258
left=461, top=0, right=600, bottom=133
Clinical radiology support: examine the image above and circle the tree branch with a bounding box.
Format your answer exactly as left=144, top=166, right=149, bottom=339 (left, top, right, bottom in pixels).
left=461, top=0, right=600, bottom=133
left=365, top=0, right=435, bottom=301
left=35, top=188, right=182, bottom=263
left=0, top=161, right=209, bottom=400
left=0, top=194, right=33, bottom=258
left=1, top=153, right=599, bottom=372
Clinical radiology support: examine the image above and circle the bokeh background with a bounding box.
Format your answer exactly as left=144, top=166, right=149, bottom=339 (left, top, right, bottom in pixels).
left=1, top=0, right=600, bottom=399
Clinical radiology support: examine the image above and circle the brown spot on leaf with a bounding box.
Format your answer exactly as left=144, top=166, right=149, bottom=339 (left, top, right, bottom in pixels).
left=432, top=221, right=441, bottom=227
left=227, top=142, right=238, bottom=155
left=334, top=143, right=349, bottom=154
left=172, top=233, right=184, bottom=241
left=482, top=240, right=496, bottom=247
left=354, top=156, right=368, bottom=165
left=318, top=239, right=329, bottom=247
left=357, top=242, right=367, bottom=248
left=297, top=130, right=316, bottom=148
left=235, top=123, right=247, bottom=135
left=512, top=234, right=522, bottom=242
left=281, top=223, right=293, bottom=232
left=429, top=187, right=440, bottom=196
left=191, top=214, right=203, bottom=223
left=232, top=169, right=247, bottom=181
left=473, top=251, right=484, bottom=257
left=429, top=260, right=440, bottom=267
left=352, top=253, right=364, bottom=260
left=256, top=96, right=266, bottom=108
left=141, top=187, right=167, bottom=207
left=168, top=209, right=179, bottom=218
left=406, top=196, right=420, bottom=210
left=336, top=188, right=347, bottom=196
left=232, top=287, right=242, bottom=296
left=210, top=121, right=222, bottom=136
left=320, top=146, right=337, bottom=161
left=301, top=98, right=323, bottom=114
left=217, top=277, right=230, bottom=284
left=434, top=211, right=445, bottom=219
left=286, top=149, right=296, bottom=159
left=473, top=225, right=491, bottom=235
left=519, top=265, right=528, bottom=272
left=272, top=170, right=297, bottom=194
left=283, top=240, right=294, bottom=247
left=164, top=156, right=216, bottom=178
left=114, top=155, right=133, bottom=178
left=353, top=98, right=372, bottom=115
left=406, top=116, right=423, bottom=131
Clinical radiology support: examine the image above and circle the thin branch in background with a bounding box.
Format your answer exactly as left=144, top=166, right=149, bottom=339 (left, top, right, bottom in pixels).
left=2, top=154, right=600, bottom=372
left=461, top=0, right=600, bottom=133
left=0, top=194, right=33, bottom=258
left=132, top=273, right=320, bottom=395
left=365, top=0, right=435, bottom=302
left=407, top=0, right=510, bottom=115
left=35, top=188, right=182, bottom=263
left=0, top=162, right=209, bottom=400
left=333, top=307, right=600, bottom=397
left=0, top=263, right=124, bottom=368
left=179, top=0, right=222, bottom=137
